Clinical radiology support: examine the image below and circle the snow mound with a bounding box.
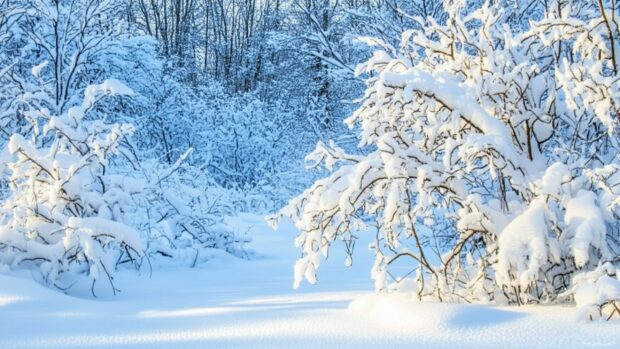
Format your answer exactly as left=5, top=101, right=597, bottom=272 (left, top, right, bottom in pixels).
left=349, top=294, right=526, bottom=330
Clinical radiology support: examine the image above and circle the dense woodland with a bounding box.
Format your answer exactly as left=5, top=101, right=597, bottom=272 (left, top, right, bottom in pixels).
left=0, top=0, right=444, bottom=293
left=0, top=0, right=448, bottom=206
left=1, top=0, right=620, bottom=321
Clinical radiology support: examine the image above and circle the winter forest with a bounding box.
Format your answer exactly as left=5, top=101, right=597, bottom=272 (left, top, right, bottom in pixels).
left=1, top=0, right=620, bottom=347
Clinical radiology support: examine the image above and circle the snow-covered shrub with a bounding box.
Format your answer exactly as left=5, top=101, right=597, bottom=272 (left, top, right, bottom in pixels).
left=0, top=74, right=252, bottom=293
left=0, top=79, right=142, bottom=295
left=563, top=263, right=620, bottom=321
left=146, top=80, right=319, bottom=212
left=134, top=154, right=252, bottom=267
left=274, top=0, right=620, bottom=316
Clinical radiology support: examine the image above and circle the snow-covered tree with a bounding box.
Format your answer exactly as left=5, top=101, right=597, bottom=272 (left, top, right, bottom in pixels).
left=0, top=0, right=151, bottom=148
left=0, top=79, right=142, bottom=295
left=17, top=0, right=125, bottom=113
left=274, top=0, right=620, bottom=318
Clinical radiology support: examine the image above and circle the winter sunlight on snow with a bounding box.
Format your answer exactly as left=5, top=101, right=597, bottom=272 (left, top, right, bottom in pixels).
left=1, top=0, right=620, bottom=348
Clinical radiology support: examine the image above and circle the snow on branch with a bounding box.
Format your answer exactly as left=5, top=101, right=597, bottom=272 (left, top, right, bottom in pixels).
left=276, top=0, right=620, bottom=318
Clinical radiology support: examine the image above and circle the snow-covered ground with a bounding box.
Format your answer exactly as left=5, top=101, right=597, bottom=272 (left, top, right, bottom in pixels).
left=0, top=214, right=618, bottom=349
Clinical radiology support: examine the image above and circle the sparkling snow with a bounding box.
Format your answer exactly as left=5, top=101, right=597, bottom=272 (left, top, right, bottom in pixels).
left=0, top=214, right=618, bottom=349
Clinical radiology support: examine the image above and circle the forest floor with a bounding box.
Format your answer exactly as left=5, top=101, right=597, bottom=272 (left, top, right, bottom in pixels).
left=0, top=213, right=618, bottom=349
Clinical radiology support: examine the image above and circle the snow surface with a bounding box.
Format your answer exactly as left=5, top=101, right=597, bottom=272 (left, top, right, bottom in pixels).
left=0, top=213, right=618, bottom=349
